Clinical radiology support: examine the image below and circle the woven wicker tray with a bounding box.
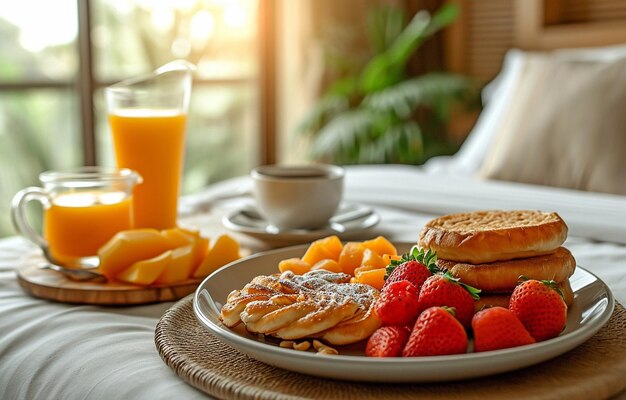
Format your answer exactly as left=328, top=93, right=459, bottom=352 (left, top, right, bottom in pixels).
left=155, top=295, right=626, bottom=400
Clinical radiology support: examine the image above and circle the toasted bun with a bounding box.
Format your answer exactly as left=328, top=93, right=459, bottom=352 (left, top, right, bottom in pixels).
left=418, top=210, right=568, bottom=263
left=437, top=247, right=576, bottom=292
left=473, top=279, right=574, bottom=312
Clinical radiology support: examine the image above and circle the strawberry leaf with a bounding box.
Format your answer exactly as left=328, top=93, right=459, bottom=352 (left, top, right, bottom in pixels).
left=460, top=281, right=482, bottom=301
left=384, top=246, right=441, bottom=280
left=442, top=271, right=481, bottom=300
left=441, top=306, right=457, bottom=317
left=384, top=263, right=397, bottom=280
left=542, top=279, right=565, bottom=300
left=518, top=275, right=565, bottom=301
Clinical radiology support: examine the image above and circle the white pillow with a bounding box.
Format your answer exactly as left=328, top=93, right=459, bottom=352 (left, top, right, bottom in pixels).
left=423, top=44, right=626, bottom=175
left=479, top=55, right=626, bottom=195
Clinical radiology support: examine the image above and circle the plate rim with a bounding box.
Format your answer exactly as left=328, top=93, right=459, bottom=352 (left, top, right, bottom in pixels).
left=193, top=243, right=615, bottom=380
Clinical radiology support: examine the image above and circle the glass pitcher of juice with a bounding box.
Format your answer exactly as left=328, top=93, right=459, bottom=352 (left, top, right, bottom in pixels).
left=105, top=60, right=195, bottom=230
left=11, top=167, right=142, bottom=267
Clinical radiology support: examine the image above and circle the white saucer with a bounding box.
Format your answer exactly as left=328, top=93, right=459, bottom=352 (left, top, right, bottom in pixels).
left=222, top=203, right=380, bottom=245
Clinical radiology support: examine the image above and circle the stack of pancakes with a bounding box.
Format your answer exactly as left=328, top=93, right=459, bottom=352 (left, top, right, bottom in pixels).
left=418, top=210, right=576, bottom=310
left=220, top=269, right=381, bottom=345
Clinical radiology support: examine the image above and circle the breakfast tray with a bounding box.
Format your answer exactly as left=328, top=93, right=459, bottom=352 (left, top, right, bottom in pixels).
left=155, top=295, right=626, bottom=400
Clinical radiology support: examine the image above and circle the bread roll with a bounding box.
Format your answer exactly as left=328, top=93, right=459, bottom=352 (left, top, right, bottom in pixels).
left=419, top=210, right=568, bottom=263
left=437, top=247, right=576, bottom=292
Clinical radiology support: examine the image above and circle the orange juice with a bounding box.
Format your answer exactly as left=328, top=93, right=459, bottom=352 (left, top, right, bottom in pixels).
left=44, top=191, right=132, bottom=263
left=109, top=110, right=187, bottom=229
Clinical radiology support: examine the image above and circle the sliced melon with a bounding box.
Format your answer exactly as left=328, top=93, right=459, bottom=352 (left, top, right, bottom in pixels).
left=116, top=250, right=172, bottom=285
left=301, top=235, right=343, bottom=265
left=161, top=228, right=195, bottom=248
left=310, top=259, right=342, bottom=273
left=278, top=258, right=311, bottom=275
left=362, top=236, right=397, bottom=257
left=98, top=229, right=171, bottom=280
left=338, top=242, right=366, bottom=275
left=191, top=237, right=210, bottom=270
left=193, top=234, right=240, bottom=278
left=361, top=248, right=387, bottom=269
left=154, top=245, right=195, bottom=285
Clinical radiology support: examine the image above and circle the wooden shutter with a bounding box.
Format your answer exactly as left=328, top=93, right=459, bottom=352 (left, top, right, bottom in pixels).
left=444, top=0, right=626, bottom=83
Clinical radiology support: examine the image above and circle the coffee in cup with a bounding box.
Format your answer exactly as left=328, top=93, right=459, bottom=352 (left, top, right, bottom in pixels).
left=250, top=164, right=344, bottom=230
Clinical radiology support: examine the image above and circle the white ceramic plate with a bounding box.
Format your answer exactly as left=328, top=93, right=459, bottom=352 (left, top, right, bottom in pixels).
left=222, top=202, right=380, bottom=245
left=193, top=243, right=615, bottom=383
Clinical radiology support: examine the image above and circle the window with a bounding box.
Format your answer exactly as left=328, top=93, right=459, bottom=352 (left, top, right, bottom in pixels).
left=0, top=0, right=265, bottom=238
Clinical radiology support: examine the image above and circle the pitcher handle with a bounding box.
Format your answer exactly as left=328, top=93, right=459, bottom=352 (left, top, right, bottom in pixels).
left=11, top=187, right=51, bottom=252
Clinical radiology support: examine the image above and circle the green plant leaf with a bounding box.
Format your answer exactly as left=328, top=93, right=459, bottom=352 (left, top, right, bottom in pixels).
left=357, top=5, right=459, bottom=94
left=309, top=109, right=375, bottom=162
left=327, top=75, right=359, bottom=97
left=386, top=10, right=431, bottom=66
left=424, top=3, right=459, bottom=36
left=298, top=94, right=350, bottom=135
left=366, top=6, right=405, bottom=53
left=364, top=72, right=476, bottom=118
left=358, top=10, right=431, bottom=93
left=357, top=53, right=405, bottom=94
left=381, top=121, right=423, bottom=163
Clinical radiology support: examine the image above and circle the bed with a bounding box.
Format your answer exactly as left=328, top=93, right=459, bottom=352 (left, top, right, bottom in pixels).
left=2, top=19, right=626, bottom=400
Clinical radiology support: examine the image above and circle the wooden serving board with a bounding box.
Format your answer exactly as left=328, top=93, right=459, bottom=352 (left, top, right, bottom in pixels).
left=17, top=252, right=202, bottom=306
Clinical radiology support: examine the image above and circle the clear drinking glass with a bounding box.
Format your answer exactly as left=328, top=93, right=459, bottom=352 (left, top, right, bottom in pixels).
left=11, top=167, right=142, bottom=268
left=105, top=60, right=194, bottom=229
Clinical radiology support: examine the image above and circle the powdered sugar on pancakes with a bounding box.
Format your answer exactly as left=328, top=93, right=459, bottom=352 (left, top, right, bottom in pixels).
left=220, top=269, right=381, bottom=345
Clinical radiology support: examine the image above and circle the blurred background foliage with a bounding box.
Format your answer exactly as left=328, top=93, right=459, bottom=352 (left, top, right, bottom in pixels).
left=299, top=4, right=480, bottom=165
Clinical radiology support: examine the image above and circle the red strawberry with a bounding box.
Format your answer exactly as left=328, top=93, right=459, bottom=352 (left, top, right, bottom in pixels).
left=374, top=280, right=420, bottom=326
left=418, top=272, right=480, bottom=329
left=384, top=260, right=432, bottom=290
left=472, top=306, right=535, bottom=352
left=402, top=306, right=468, bottom=357
left=365, top=326, right=411, bottom=357
left=384, top=247, right=439, bottom=290
left=509, top=279, right=567, bottom=342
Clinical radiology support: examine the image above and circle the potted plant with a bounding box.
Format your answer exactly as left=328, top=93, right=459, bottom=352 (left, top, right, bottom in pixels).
left=299, top=4, right=479, bottom=165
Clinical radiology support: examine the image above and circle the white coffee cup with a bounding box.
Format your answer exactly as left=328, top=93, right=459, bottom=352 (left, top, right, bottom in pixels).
left=250, top=164, right=345, bottom=230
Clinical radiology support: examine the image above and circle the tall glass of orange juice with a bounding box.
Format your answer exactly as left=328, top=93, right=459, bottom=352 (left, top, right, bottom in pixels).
left=105, top=61, right=194, bottom=229
left=11, top=167, right=142, bottom=267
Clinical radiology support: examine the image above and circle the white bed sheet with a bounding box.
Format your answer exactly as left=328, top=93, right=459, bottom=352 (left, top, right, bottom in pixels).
left=1, top=165, right=625, bottom=399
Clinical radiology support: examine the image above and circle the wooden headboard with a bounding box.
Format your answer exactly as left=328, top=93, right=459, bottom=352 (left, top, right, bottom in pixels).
left=444, top=0, right=626, bottom=82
